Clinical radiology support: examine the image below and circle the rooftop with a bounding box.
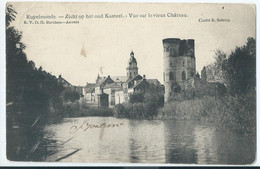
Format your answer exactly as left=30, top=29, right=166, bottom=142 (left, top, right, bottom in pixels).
left=103, top=83, right=122, bottom=89
left=110, top=76, right=128, bottom=83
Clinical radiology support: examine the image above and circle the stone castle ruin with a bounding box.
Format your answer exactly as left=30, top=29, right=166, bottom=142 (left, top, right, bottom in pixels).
left=163, top=38, right=196, bottom=102
left=163, top=38, right=225, bottom=102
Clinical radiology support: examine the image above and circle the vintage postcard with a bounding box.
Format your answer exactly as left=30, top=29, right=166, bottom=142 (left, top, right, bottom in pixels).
left=5, top=2, right=256, bottom=164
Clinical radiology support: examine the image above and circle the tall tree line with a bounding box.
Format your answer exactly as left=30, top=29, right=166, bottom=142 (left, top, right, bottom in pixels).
left=6, top=4, right=65, bottom=160
left=204, top=37, right=256, bottom=95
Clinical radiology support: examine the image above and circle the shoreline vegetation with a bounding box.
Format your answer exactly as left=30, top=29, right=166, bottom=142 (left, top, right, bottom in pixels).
left=6, top=4, right=255, bottom=161
left=157, top=91, right=256, bottom=135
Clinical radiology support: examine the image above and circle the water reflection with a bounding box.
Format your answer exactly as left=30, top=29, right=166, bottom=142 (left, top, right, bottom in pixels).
left=128, top=120, right=165, bottom=163
left=214, top=129, right=255, bottom=164
left=193, top=125, right=218, bottom=164
left=31, top=117, right=255, bottom=164
left=163, top=120, right=197, bottom=164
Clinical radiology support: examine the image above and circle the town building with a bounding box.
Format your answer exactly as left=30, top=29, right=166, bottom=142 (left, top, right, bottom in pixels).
left=84, top=51, right=164, bottom=107
left=84, top=83, right=95, bottom=103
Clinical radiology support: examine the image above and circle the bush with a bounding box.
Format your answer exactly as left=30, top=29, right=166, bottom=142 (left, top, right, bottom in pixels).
left=144, top=93, right=164, bottom=108
left=114, top=92, right=164, bottom=119
left=64, top=101, right=114, bottom=117
left=80, top=107, right=114, bottom=117
left=129, top=92, right=144, bottom=103
left=62, top=88, right=80, bottom=102
left=114, top=102, right=158, bottom=119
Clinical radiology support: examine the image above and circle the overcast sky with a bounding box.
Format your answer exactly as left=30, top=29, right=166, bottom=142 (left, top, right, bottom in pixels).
left=10, top=2, right=255, bottom=86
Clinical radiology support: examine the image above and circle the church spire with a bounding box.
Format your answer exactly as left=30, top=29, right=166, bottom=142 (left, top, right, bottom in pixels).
left=130, top=50, right=134, bottom=57
left=126, top=51, right=138, bottom=78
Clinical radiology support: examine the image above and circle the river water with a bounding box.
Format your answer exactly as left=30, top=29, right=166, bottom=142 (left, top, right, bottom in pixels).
left=40, top=117, right=255, bottom=164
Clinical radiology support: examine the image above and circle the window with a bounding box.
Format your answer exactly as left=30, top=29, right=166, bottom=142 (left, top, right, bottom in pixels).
left=169, top=72, right=174, bottom=81
left=170, top=62, right=173, bottom=67
left=164, top=46, right=168, bottom=52
left=170, top=47, right=174, bottom=57
left=182, top=71, right=186, bottom=80
left=191, top=71, right=194, bottom=77
left=183, top=61, right=185, bottom=66
left=163, top=72, right=165, bottom=81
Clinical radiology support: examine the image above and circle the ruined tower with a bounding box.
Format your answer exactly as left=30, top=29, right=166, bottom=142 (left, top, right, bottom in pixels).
left=126, top=51, right=138, bottom=78
left=163, top=38, right=196, bottom=102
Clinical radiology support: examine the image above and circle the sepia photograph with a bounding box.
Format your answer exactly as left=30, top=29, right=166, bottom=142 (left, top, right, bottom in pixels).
left=5, top=2, right=256, bottom=164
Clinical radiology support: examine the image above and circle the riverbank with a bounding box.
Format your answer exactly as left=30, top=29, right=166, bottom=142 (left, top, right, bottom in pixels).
left=157, top=91, right=256, bottom=135
left=113, top=102, right=158, bottom=119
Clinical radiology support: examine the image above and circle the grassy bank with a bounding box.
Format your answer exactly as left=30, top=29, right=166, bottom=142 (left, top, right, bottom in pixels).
left=114, top=102, right=158, bottom=119
left=113, top=92, right=164, bottom=119
left=63, top=101, right=114, bottom=117
left=75, top=106, right=113, bottom=117
left=158, top=91, right=256, bottom=135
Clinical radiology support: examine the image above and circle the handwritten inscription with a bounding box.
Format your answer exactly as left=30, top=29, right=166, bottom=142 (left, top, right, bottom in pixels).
left=69, top=120, right=124, bottom=134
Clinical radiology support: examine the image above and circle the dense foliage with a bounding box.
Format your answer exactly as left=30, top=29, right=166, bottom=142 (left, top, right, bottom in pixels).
left=61, top=101, right=113, bottom=117
left=205, top=38, right=256, bottom=94
left=62, top=87, right=80, bottom=102
left=6, top=4, right=67, bottom=161
left=129, top=92, right=145, bottom=103
left=223, top=38, right=256, bottom=94
left=114, top=92, right=164, bottom=118
left=6, top=5, right=66, bottom=123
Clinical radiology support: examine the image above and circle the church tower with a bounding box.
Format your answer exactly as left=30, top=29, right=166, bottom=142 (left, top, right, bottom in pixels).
left=126, top=51, right=138, bottom=78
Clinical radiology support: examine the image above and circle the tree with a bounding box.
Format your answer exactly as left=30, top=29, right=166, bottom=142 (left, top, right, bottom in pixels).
left=129, top=92, right=144, bottom=103
left=62, top=88, right=80, bottom=102
left=223, top=37, right=256, bottom=94
left=204, top=50, right=227, bottom=84
left=205, top=38, right=255, bottom=95
left=6, top=4, right=17, bottom=27
left=6, top=4, right=65, bottom=161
